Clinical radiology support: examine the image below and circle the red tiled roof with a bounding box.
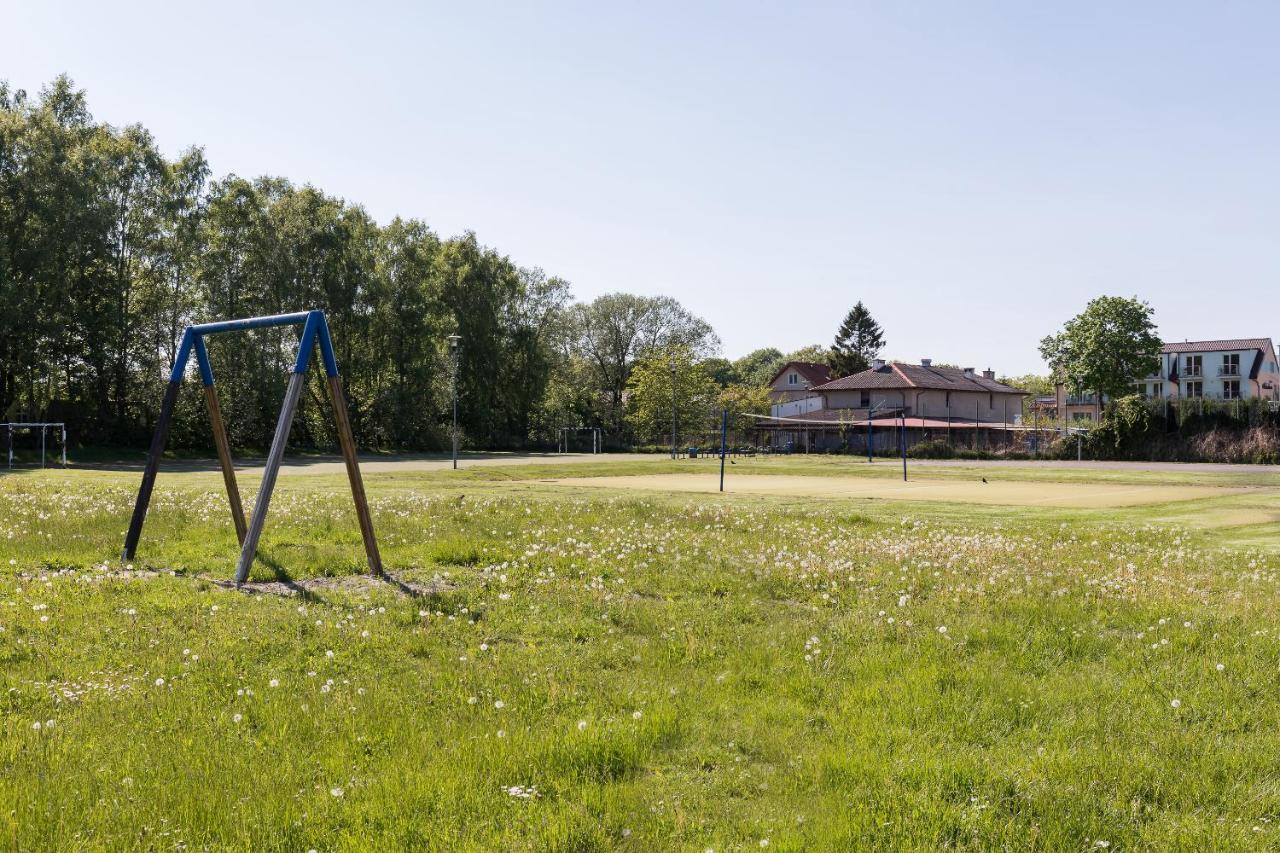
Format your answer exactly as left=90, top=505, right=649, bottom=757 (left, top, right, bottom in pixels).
left=768, top=361, right=833, bottom=386
left=812, top=362, right=1026, bottom=395
left=1162, top=338, right=1274, bottom=354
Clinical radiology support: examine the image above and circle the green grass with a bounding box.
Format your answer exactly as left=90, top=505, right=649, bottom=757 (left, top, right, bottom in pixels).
left=2, top=460, right=1280, bottom=849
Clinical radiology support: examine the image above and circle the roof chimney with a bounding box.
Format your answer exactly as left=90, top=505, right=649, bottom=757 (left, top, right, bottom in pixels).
left=963, top=367, right=975, bottom=376
left=872, top=358, right=886, bottom=369
left=982, top=368, right=995, bottom=380
left=920, top=358, right=932, bottom=367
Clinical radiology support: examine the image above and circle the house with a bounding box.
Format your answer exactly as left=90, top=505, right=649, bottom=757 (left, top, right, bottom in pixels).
left=1029, top=389, right=1104, bottom=422
left=767, top=361, right=833, bottom=403
left=757, top=358, right=1028, bottom=451
left=1136, top=338, right=1280, bottom=401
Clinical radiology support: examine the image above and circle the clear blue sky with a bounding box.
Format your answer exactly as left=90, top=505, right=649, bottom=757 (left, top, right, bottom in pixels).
left=10, top=1, right=1280, bottom=374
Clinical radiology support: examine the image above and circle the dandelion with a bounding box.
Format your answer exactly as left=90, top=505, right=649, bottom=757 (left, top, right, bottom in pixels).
left=31, top=721, right=41, bottom=731
left=494, top=700, right=505, bottom=709
left=182, top=649, right=190, bottom=656
left=479, top=643, right=489, bottom=652
left=496, top=729, right=507, bottom=738
left=937, top=625, right=947, bottom=634
left=325, top=650, right=335, bottom=659
left=1171, top=698, right=1181, bottom=708
left=154, top=677, right=165, bottom=687
left=1215, top=663, right=1225, bottom=672
left=633, top=710, right=643, bottom=720
left=45, top=719, right=54, bottom=729
left=467, top=696, right=477, bottom=705
left=330, top=787, right=344, bottom=798
left=269, top=678, right=280, bottom=688
left=232, top=713, right=242, bottom=724
left=577, top=720, right=588, bottom=731
left=760, top=841, right=770, bottom=848
left=1095, top=842, right=1110, bottom=849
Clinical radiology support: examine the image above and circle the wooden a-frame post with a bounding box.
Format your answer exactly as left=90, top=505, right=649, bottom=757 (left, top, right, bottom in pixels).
left=121, top=310, right=382, bottom=584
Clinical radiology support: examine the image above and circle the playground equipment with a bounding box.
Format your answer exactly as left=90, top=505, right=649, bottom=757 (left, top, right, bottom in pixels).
left=122, top=311, right=381, bottom=583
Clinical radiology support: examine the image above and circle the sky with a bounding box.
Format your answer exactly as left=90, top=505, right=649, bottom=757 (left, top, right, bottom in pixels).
left=8, top=1, right=1280, bottom=374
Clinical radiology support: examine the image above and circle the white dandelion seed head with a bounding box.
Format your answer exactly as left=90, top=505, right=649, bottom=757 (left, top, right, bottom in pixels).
left=1170, top=698, right=1181, bottom=708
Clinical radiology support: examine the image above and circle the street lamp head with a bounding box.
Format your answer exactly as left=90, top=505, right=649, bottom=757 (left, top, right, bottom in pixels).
left=447, top=334, right=462, bottom=353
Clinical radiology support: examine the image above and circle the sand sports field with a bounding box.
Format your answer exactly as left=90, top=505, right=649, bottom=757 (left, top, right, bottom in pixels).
left=544, top=472, right=1256, bottom=508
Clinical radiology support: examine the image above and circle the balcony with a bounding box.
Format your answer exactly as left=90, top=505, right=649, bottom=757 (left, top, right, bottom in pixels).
left=1218, top=365, right=1240, bottom=377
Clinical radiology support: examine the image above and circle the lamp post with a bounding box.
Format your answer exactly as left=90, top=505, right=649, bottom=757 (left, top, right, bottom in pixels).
left=670, top=353, right=677, bottom=459
left=447, top=334, right=462, bottom=469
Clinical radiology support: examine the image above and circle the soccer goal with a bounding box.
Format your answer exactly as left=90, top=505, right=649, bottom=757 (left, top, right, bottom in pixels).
left=558, top=426, right=602, bottom=454
left=122, top=311, right=382, bottom=584
left=4, top=422, right=67, bottom=469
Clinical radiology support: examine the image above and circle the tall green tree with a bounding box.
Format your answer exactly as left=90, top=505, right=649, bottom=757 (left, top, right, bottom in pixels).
left=571, top=293, right=719, bottom=439
left=829, top=301, right=884, bottom=377
left=624, top=344, right=719, bottom=446
left=1039, top=296, right=1161, bottom=406
left=730, top=347, right=784, bottom=388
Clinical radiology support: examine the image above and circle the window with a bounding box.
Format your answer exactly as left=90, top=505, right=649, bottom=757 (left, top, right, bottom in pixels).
left=1184, top=381, right=1203, bottom=398
left=1224, top=380, right=1241, bottom=399
left=1222, top=354, right=1240, bottom=377
left=1072, top=411, right=1093, bottom=421
left=787, top=372, right=798, bottom=385
left=859, top=391, right=871, bottom=407
left=1185, top=355, right=1202, bottom=377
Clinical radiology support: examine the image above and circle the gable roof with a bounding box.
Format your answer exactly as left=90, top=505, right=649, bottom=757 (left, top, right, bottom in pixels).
left=1162, top=338, right=1274, bottom=354
left=813, top=362, right=1027, bottom=395
left=768, top=361, right=833, bottom=387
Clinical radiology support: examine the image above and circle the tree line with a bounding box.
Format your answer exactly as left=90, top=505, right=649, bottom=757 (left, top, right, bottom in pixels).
left=0, top=78, right=751, bottom=452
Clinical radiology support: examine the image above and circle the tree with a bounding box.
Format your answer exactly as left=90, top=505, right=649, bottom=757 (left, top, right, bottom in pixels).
left=624, top=344, right=718, bottom=446
left=829, top=301, right=885, bottom=377
left=1039, top=296, right=1161, bottom=407
left=731, top=347, right=784, bottom=387
left=571, top=293, right=719, bottom=438
left=783, top=344, right=829, bottom=366
left=718, top=382, right=772, bottom=440
left=997, top=373, right=1054, bottom=421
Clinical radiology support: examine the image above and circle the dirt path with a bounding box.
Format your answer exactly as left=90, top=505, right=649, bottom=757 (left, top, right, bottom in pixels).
left=542, top=473, right=1257, bottom=508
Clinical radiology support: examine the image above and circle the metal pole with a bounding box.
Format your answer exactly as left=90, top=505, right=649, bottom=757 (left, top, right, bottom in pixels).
left=900, top=410, right=907, bottom=481
left=235, top=372, right=305, bottom=584
left=867, top=410, right=873, bottom=462
left=7, top=424, right=12, bottom=469
left=61, top=424, right=66, bottom=468
left=719, top=409, right=728, bottom=492
left=670, top=356, right=677, bottom=459
left=451, top=356, right=459, bottom=470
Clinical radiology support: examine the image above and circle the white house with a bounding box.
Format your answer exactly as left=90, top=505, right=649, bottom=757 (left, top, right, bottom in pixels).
left=1135, top=338, right=1280, bottom=401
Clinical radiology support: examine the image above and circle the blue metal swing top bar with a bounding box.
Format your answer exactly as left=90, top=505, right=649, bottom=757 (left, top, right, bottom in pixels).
left=170, top=310, right=339, bottom=385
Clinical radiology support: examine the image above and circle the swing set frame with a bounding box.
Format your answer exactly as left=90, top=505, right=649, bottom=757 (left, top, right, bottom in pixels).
left=121, top=310, right=382, bottom=584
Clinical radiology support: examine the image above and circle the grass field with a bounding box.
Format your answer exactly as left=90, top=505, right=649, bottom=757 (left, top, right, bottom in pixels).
left=3, top=456, right=1280, bottom=849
